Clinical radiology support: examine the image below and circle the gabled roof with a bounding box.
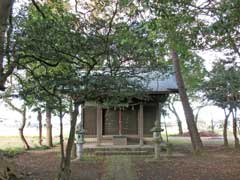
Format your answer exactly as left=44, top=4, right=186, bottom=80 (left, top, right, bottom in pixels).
left=86, top=68, right=179, bottom=94
left=140, top=71, right=178, bottom=93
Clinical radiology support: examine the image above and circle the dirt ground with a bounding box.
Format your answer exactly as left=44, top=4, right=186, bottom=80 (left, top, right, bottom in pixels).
left=13, top=148, right=104, bottom=180
left=135, top=147, right=240, bottom=180
left=11, top=146, right=240, bottom=180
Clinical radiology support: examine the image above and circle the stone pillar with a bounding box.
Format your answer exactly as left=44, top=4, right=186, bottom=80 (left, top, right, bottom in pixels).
left=138, top=103, right=144, bottom=146
left=154, top=140, right=161, bottom=159
left=151, top=120, right=163, bottom=160
left=96, top=106, right=103, bottom=146
left=76, top=144, right=83, bottom=159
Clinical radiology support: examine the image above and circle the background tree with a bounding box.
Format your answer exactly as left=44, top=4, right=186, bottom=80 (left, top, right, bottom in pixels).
left=2, top=87, right=31, bottom=150
left=137, top=0, right=207, bottom=151
left=203, top=60, right=240, bottom=148
left=167, top=95, right=183, bottom=135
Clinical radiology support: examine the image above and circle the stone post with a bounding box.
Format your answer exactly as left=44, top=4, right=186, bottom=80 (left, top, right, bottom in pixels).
left=151, top=120, right=164, bottom=160
left=75, top=122, right=86, bottom=160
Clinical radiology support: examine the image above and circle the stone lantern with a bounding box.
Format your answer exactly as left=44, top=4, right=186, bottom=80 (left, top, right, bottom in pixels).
left=150, top=120, right=164, bottom=159
left=75, top=122, right=86, bottom=160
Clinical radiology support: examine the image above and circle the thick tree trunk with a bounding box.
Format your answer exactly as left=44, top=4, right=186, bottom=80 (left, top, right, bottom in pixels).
left=223, top=120, right=228, bottom=147
left=46, top=103, right=53, bottom=147
left=171, top=49, right=203, bottom=152
left=37, top=110, right=43, bottom=146
left=57, top=101, right=80, bottom=180
left=0, top=0, right=15, bottom=91
left=19, top=107, right=30, bottom=150
left=232, top=109, right=239, bottom=149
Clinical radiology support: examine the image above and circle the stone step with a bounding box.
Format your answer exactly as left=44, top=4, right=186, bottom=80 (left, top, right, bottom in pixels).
left=84, top=147, right=154, bottom=154
left=95, top=150, right=150, bottom=156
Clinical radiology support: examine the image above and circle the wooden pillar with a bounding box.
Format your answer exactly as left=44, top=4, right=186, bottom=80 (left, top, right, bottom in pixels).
left=97, top=106, right=103, bottom=146
left=138, top=103, right=144, bottom=146
left=156, top=103, right=160, bottom=124
left=156, top=102, right=163, bottom=141
left=118, top=110, right=122, bottom=135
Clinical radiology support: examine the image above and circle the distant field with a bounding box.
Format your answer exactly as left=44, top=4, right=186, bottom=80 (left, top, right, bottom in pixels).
left=0, top=135, right=235, bottom=151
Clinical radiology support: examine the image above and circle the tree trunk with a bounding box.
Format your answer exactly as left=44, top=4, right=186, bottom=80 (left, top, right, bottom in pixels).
left=168, top=102, right=183, bottom=135
left=177, top=118, right=183, bottom=135
left=171, top=49, right=203, bottom=152
left=19, top=107, right=30, bottom=150
left=194, top=107, right=202, bottom=125
left=232, top=109, right=239, bottom=149
left=57, top=101, right=80, bottom=180
left=223, top=109, right=230, bottom=147
left=37, top=110, right=43, bottom=146
left=0, top=0, right=14, bottom=91
left=59, top=99, right=65, bottom=170
left=46, top=103, right=53, bottom=147
left=211, top=118, right=214, bottom=133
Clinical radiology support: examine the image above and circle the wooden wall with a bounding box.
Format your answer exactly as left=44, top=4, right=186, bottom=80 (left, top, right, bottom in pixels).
left=143, top=104, right=156, bottom=136
left=83, top=94, right=169, bottom=136
left=83, top=106, right=97, bottom=135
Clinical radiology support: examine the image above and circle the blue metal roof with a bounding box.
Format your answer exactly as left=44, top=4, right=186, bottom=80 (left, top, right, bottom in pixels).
left=140, top=71, right=178, bottom=93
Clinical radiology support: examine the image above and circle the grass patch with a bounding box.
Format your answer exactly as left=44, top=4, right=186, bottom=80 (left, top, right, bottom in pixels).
left=0, top=136, right=60, bottom=150
left=31, top=145, right=50, bottom=150
left=0, top=147, right=25, bottom=157
left=53, top=141, right=60, bottom=146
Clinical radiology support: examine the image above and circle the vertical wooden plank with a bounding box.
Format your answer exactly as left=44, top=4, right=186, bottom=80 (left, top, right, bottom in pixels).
left=118, top=110, right=122, bottom=135
left=156, top=102, right=163, bottom=141
left=97, top=106, right=102, bottom=145
left=138, top=103, right=144, bottom=146
left=156, top=103, right=160, bottom=124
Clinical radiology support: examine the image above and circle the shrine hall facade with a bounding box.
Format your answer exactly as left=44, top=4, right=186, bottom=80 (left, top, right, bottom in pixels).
left=82, top=71, right=178, bottom=145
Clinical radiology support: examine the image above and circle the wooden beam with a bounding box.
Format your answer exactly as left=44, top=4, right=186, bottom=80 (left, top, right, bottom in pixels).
left=138, top=103, right=144, bottom=146
left=96, top=106, right=103, bottom=146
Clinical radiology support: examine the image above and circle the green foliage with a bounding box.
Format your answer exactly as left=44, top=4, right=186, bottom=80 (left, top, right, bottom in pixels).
left=206, top=0, right=240, bottom=58
left=14, top=0, right=171, bottom=111
left=137, top=1, right=207, bottom=92
left=203, top=61, right=240, bottom=110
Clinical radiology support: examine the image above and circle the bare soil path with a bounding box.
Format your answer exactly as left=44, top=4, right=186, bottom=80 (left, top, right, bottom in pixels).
left=103, top=155, right=137, bottom=180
